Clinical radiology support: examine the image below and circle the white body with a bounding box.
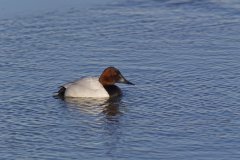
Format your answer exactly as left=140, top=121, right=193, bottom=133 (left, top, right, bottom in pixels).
left=63, top=77, right=110, bottom=98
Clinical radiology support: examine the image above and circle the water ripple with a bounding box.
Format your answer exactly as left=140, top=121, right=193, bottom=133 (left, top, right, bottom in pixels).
left=1, top=0, right=240, bottom=159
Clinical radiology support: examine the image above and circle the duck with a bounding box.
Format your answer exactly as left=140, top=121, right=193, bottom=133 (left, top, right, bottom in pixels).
left=56, top=67, right=134, bottom=98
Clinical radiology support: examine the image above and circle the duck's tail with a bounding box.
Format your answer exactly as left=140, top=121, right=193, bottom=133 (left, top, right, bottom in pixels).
left=53, top=86, right=66, bottom=99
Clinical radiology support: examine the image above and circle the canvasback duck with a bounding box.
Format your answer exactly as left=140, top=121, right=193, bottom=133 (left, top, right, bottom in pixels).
left=57, top=67, right=134, bottom=98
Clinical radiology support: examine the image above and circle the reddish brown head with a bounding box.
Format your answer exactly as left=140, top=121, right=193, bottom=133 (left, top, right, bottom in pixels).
left=99, top=67, right=134, bottom=86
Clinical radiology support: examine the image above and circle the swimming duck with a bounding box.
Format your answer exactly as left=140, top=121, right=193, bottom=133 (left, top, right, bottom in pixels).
left=57, top=67, right=134, bottom=98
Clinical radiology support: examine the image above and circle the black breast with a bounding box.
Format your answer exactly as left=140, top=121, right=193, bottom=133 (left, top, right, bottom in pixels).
left=103, top=85, right=122, bottom=97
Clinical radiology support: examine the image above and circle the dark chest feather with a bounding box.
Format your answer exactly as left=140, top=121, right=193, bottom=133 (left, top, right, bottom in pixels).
left=103, top=85, right=122, bottom=97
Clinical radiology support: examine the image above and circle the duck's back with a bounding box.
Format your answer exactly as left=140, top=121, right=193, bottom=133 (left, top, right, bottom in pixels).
left=64, top=77, right=109, bottom=98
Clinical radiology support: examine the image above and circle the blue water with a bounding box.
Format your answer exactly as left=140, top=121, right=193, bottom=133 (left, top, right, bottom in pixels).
left=1, top=0, right=240, bottom=159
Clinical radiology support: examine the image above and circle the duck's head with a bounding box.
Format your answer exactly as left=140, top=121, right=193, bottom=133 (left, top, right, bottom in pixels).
left=99, top=67, right=134, bottom=86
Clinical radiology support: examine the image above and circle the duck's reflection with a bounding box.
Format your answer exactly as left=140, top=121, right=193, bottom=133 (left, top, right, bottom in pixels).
left=62, top=96, right=122, bottom=116
left=102, top=97, right=122, bottom=116
left=55, top=96, right=123, bottom=158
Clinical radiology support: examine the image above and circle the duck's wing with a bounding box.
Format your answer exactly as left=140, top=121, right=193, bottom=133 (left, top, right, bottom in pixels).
left=64, top=77, right=109, bottom=98
left=61, top=77, right=89, bottom=89
left=62, top=82, right=74, bottom=88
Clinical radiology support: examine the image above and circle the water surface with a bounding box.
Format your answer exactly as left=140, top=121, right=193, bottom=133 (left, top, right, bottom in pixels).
left=1, top=0, right=240, bottom=159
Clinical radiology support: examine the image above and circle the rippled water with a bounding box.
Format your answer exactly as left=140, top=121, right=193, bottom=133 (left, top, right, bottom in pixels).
left=1, top=0, right=240, bottom=159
